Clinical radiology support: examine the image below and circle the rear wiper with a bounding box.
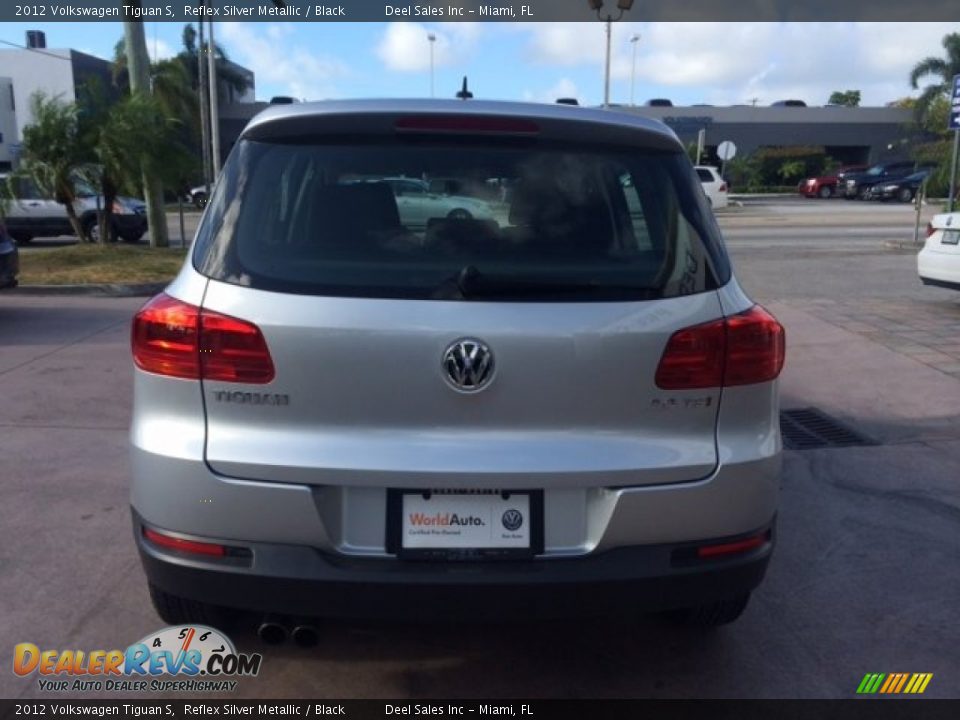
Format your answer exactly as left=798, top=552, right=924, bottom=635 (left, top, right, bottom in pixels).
left=431, top=266, right=662, bottom=300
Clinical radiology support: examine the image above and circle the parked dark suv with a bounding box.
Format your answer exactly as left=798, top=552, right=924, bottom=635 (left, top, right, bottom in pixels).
left=841, top=161, right=919, bottom=200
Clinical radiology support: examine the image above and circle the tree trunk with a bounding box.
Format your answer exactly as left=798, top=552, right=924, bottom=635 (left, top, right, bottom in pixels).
left=123, top=5, right=169, bottom=248
left=98, top=175, right=117, bottom=244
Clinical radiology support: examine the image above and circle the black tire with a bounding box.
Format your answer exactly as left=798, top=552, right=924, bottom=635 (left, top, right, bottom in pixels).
left=11, top=233, right=31, bottom=245
left=447, top=208, right=472, bottom=220
left=856, top=187, right=869, bottom=200
left=818, top=185, right=833, bottom=199
left=193, top=193, right=207, bottom=210
left=898, top=188, right=914, bottom=203
left=120, top=232, right=144, bottom=244
left=665, top=592, right=751, bottom=629
left=148, top=583, right=229, bottom=627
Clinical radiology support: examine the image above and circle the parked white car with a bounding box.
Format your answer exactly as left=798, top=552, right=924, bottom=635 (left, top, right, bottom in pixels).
left=381, top=177, right=497, bottom=227
left=918, top=211, right=960, bottom=291
left=695, top=166, right=729, bottom=209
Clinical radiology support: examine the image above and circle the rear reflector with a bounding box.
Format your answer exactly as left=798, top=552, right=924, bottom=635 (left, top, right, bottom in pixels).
left=697, top=532, right=768, bottom=559
left=143, top=528, right=226, bottom=557
left=395, top=115, right=540, bottom=135
left=656, top=305, right=785, bottom=389
left=132, top=293, right=274, bottom=383
left=926, top=222, right=935, bottom=238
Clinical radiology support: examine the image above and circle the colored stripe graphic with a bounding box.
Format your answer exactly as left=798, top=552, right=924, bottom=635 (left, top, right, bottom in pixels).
left=857, top=673, right=932, bottom=694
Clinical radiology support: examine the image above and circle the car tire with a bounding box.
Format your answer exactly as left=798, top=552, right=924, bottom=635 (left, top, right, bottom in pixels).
left=665, top=592, right=751, bottom=629
left=818, top=185, right=833, bottom=199
left=11, top=233, right=31, bottom=245
left=447, top=208, right=472, bottom=220
left=898, top=188, right=914, bottom=203
left=193, top=193, right=207, bottom=210
left=148, top=583, right=230, bottom=627
left=121, top=232, right=145, bottom=244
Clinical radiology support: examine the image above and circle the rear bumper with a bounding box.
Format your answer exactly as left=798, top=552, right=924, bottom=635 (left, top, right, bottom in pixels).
left=919, top=247, right=960, bottom=289
left=135, top=510, right=774, bottom=619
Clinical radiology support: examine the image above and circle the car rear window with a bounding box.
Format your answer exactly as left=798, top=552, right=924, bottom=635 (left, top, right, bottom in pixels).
left=696, top=168, right=714, bottom=183
left=193, top=136, right=730, bottom=301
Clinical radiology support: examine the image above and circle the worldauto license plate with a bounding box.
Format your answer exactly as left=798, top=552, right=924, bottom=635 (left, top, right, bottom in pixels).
left=941, top=230, right=959, bottom=245
left=401, top=492, right=531, bottom=551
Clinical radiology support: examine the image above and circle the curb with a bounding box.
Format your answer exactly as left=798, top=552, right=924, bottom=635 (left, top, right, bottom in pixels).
left=882, top=240, right=922, bottom=254
left=11, top=282, right=165, bottom=297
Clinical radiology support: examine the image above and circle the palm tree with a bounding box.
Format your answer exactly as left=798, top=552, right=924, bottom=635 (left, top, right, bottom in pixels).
left=909, top=32, right=960, bottom=126
left=15, top=93, right=90, bottom=241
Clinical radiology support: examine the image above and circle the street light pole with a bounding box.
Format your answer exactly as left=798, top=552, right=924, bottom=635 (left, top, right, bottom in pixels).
left=207, top=19, right=221, bottom=178
left=588, top=0, right=635, bottom=108
left=428, top=33, right=436, bottom=98
left=630, top=33, right=640, bottom=106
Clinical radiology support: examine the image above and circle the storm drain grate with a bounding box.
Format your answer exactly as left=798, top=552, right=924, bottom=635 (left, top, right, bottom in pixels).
left=779, top=408, right=878, bottom=450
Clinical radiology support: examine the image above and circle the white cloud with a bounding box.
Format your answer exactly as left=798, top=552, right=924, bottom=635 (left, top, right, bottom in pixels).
left=217, top=22, right=349, bottom=101
left=149, top=38, right=175, bottom=63
left=517, top=21, right=957, bottom=106
left=375, top=22, right=482, bottom=72
left=522, top=77, right=580, bottom=104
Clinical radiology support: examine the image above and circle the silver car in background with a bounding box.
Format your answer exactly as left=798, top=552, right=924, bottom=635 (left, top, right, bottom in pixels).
left=130, top=100, right=784, bottom=636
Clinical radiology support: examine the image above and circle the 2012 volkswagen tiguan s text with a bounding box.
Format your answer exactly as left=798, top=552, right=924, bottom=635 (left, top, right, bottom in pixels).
left=131, top=100, right=784, bottom=631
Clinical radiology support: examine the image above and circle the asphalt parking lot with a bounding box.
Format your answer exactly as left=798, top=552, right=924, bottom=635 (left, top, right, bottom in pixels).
left=2, top=198, right=959, bottom=699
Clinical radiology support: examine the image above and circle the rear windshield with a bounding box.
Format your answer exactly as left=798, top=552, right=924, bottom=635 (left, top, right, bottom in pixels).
left=194, top=137, right=730, bottom=301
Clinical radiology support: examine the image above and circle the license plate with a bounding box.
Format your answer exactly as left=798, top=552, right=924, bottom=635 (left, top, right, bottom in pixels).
left=388, top=490, right=543, bottom=558
left=941, top=230, right=959, bottom=245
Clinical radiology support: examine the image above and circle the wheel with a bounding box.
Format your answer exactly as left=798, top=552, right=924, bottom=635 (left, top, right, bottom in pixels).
left=447, top=208, right=472, bottom=220
left=856, top=187, right=869, bottom=200
left=818, top=185, right=833, bottom=199
left=898, top=187, right=914, bottom=203
left=82, top=216, right=122, bottom=243
left=665, top=592, right=751, bottom=629
left=120, top=232, right=144, bottom=244
left=193, top=193, right=207, bottom=210
left=148, top=583, right=229, bottom=627
left=11, top=233, right=31, bottom=245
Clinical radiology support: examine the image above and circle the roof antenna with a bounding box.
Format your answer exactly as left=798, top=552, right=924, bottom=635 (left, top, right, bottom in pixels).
left=456, top=77, right=473, bottom=100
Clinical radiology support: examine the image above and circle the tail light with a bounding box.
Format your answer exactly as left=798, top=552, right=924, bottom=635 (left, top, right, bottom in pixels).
left=132, top=293, right=274, bottom=383
left=719, top=182, right=728, bottom=193
left=926, top=222, right=935, bottom=238
left=655, top=306, right=785, bottom=389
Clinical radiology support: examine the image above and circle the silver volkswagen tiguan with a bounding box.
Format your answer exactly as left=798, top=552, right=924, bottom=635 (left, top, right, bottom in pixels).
left=131, top=100, right=784, bottom=635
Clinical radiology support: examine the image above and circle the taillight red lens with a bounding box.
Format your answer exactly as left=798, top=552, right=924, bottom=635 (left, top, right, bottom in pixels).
left=132, top=293, right=274, bottom=383
left=654, top=318, right=726, bottom=389
left=719, top=182, right=728, bottom=192
left=656, top=306, right=785, bottom=389
left=131, top=293, right=201, bottom=379
left=926, top=222, right=935, bottom=238
left=200, top=310, right=275, bottom=383
left=723, top=306, right=786, bottom=387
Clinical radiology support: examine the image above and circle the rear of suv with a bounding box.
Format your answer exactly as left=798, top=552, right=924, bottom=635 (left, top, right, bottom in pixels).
left=131, top=100, right=784, bottom=632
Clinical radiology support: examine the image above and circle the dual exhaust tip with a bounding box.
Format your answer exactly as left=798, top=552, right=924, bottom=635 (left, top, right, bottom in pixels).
left=257, top=618, right=318, bottom=647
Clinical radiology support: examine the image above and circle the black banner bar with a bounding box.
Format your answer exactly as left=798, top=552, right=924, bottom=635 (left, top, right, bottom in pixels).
left=1, top=0, right=959, bottom=23
left=2, top=700, right=960, bottom=720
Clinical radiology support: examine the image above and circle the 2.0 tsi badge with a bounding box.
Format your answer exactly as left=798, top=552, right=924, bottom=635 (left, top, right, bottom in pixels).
left=442, top=338, right=495, bottom=393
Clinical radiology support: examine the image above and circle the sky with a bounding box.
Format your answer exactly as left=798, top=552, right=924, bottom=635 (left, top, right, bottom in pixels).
left=0, top=21, right=956, bottom=107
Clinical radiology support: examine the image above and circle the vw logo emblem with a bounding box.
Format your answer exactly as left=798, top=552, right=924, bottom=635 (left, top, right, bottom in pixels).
left=442, top=338, right=495, bottom=393
left=502, top=509, right=523, bottom=532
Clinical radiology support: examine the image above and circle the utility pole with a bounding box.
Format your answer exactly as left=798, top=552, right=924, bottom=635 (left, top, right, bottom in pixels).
left=629, top=34, right=640, bottom=106
left=197, top=8, right=212, bottom=196
left=207, top=19, right=221, bottom=178
left=603, top=18, right=612, bottom=107
left=123, top=2, right=169, bottom=248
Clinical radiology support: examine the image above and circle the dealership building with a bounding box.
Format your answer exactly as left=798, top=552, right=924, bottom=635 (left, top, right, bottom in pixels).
left=619, top=104, right=915, bottom=166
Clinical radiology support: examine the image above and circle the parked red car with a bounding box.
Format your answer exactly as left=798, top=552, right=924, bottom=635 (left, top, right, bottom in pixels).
left=798, top=165, right=868, bottom=199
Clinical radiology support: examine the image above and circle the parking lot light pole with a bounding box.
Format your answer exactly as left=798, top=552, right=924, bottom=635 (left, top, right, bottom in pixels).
left=428, top=33, right=436, bottom=98
left=630, top=34, right=640, bottom=106
left=207, top=19, right=221, bottom=179
left=588, top=0, right=635, bottom=108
